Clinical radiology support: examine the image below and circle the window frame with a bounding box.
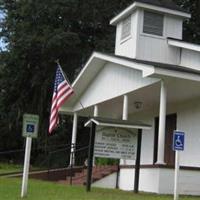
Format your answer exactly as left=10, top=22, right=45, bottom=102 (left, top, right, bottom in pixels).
left=142, top=10, right=165, bottom=37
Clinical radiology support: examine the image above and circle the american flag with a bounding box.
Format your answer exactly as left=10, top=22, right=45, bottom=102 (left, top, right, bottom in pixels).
left=49, top=65, right=74, bottom=134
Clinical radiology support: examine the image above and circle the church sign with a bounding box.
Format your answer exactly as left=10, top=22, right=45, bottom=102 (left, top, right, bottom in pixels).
left=94, top=127, right=137, bottom=160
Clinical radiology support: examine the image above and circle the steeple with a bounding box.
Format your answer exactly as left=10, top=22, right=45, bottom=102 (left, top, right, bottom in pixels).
left=110, top=0, right=191, bottom=65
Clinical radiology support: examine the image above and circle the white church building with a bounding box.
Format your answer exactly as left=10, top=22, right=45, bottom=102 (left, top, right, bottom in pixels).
left=61, top=0, right=200, bottom=195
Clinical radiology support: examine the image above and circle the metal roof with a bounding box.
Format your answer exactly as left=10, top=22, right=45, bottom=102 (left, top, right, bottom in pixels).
left=85, top=117, right=152, bottom=130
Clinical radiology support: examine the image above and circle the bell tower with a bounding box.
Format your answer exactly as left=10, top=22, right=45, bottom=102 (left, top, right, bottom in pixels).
left=110, top=0, right=191, bottom=65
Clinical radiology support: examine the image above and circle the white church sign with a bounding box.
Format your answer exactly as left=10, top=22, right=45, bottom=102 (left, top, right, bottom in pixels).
left=94, top=127, right=137, bottom=160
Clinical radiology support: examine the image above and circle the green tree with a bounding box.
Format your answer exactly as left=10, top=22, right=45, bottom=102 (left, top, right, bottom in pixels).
left=0, top=0, right=133, bottom=152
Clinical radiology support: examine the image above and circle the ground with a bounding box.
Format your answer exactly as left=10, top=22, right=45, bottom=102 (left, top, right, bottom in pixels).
left=0, top=177, right=200, bottom=200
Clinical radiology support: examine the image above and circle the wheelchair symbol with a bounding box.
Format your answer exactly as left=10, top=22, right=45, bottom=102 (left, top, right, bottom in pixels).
left=26, top=124, right=34, bottom=133
left=175, top=136, right=183, bottom=147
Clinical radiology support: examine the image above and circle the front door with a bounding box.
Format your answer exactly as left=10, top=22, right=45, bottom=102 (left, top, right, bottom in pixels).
left=154, top=114, right=177, bottom=166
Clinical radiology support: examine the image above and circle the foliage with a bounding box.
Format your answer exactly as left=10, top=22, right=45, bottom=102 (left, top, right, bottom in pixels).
left=0, top=0, right=133, bottom=151
left=0, top=162, right=22, bottom=174
left=96, top=158, right=118, bottom=166
left=175, top=0, right=200, bottom=44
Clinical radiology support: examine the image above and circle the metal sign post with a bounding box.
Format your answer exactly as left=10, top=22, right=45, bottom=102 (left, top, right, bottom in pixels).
left=86, top=121, right=96, bottom=192
left=173, top=130, right=185, bottom=200
left=21, top=114, right=39, bottom=198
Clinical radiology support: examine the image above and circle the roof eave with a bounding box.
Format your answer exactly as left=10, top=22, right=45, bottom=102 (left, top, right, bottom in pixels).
left=110, top=2, right=191, bottom=26
left=168, top=38, right=200, bottom=52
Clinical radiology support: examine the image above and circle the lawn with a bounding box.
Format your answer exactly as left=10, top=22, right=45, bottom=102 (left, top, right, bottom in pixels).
left=0, top=163, right=23, bottom=174
left=0, top=177, right=200, bottom=200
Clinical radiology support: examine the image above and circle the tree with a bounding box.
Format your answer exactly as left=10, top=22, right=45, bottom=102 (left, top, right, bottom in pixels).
left=0, top=0, right=133, bottom=152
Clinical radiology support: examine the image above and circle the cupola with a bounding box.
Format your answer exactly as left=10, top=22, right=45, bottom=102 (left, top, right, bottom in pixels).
left=110, top=0, right=191, bottom=65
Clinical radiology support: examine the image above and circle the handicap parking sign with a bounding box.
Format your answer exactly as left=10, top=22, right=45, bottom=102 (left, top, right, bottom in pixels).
left=22, top=114, right=39, bottom=138
left=173, top=131, right=185, bottom=151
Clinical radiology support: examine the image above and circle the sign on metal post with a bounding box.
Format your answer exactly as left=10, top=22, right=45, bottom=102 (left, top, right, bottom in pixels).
left=21, top=114, right=39, bottom=198
left=173, top=130, right=185, bottom=200
left=173, top=131, right=184, bottom=151
left=22, top=114, right=39, bottom=138
left=94, top=127, right=137, bottom=160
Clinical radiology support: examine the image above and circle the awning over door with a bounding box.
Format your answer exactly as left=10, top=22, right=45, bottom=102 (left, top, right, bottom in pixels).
left=84, top=117, right=152, bottom=130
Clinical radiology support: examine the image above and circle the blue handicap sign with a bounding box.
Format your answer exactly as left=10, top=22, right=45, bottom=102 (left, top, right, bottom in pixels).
left=173, top=131, right=185, bottom=151
left=26, top=124, right=35, bottom=133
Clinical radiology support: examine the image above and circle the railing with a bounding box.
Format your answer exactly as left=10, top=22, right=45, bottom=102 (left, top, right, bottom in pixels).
left=0, top=143, right=89, bottom=176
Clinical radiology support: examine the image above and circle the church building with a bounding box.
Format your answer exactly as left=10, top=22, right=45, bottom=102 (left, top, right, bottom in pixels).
left=61, top=0, right=200, bottom=195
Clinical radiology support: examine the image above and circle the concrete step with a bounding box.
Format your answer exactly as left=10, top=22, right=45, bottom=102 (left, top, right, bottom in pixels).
left=62, top=165, right=118, bottom=186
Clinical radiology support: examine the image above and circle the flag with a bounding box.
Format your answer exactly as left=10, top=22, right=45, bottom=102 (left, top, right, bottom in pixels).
left=49, top=65, right=74, bottom=134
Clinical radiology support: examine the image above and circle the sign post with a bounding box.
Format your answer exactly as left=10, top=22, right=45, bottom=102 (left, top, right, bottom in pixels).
left=21, top=114, right=39, bottom=198
left=173, top=130, right=185, bottom=200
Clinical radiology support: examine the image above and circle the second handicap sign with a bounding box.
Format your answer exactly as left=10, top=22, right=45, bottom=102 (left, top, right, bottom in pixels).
left=173, top=130, right=185, bottom=151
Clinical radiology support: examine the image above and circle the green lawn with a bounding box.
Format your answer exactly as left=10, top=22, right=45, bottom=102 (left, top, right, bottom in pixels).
left=0, top=177, right=200, bottom=200
left=0, top=163, right=23, bottom=174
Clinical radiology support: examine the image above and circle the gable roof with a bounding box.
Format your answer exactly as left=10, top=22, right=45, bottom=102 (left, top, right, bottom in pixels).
left=60, top=51, right=200, bottom=113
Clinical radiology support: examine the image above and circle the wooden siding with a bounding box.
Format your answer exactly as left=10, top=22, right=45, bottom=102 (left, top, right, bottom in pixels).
left=180, top=49, right=200, bottom=70
left=165, top=15, right=182, bottom=39
left=136, top=11, right=181, bottom=64
left=114, top=8, right=183, bottom=65
left=137, top=35, right=180, bottom=64
left=73, top=62, right=157, bottom=111
left=115, top=10, right=139, bottom=59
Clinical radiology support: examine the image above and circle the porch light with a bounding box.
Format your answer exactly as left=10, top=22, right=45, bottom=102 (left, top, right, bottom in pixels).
left=134, top=101, right=142, bottom=109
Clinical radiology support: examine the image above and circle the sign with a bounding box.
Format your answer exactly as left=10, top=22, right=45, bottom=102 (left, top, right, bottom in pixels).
left=94, top=127, right=137, bottom=160
left=173, top=130, right=185, bottom=151
left=22, top=114, right=39, bottom=138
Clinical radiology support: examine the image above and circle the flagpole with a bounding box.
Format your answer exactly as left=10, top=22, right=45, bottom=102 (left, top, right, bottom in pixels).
left=54, top=59, right=85, bottom=110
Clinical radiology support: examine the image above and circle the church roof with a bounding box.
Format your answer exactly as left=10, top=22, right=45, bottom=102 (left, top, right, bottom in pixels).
left=110, top=0, right=190, bottom=25
left=133, top=0, right=188, bottom=13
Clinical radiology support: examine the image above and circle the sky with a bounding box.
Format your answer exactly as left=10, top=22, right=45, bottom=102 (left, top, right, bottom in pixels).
left=0, top=9, right=7, bottom=51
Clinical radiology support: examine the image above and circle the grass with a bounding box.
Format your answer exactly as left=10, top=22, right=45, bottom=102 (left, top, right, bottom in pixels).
left=0, top=163, right=43, bottom=174
left=0, top=177, right=200, bottom=200
left=0, top=163, right=23, bottom=174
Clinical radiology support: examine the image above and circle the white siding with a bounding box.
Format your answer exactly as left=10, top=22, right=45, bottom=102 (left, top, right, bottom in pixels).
left=119, top=167, right=200, bottom=195
left=136, top=11, right=181, bottom=64
left=115, top=11, right=139, bottom=59
left=165, top=15, right=183, bottom=39
left=158, top=168, right=200, bottom=195
left=119, top=169, right=135, bottom=190
left=140, top=118, right=154, bottom=164
left=114, top=9, right=183, bottom=64
left=73, top=63, right=157, bottom=111
left=114, top=8, right=184, bottom=64
left=177, top=99, right=200, bottom=167
left=119, top=168, right=160, bottom=193
left=180, top=49, right=200, bottom=70
left=137, top=35, right=180, bottom=64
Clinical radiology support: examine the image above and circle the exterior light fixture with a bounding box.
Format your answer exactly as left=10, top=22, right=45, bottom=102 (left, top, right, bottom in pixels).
left=134, top=101, right=142, bottom=109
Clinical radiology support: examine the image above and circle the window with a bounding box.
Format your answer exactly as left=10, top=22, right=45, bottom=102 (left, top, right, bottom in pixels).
left=121, top=16, right=131, bottom=40
left=143, top=11, right=164, bottom=36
